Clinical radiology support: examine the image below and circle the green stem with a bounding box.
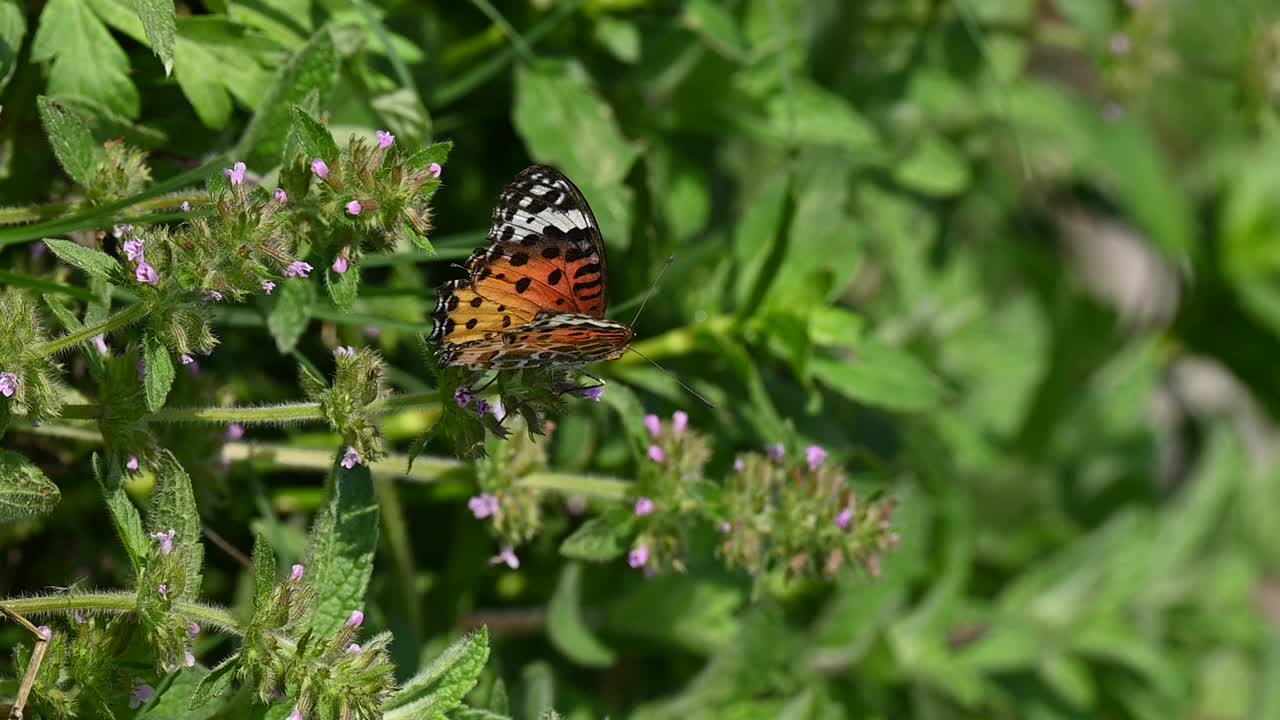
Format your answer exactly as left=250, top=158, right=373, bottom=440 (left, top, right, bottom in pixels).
left=151, top=402, right=328, bottom=424
left=36, top=302, right=149, bottom=357
left=519, top=472, right=630, bottom=500
left=616, top=315, right=736, bottom=367
left=1, top=593, right=242, bottom=636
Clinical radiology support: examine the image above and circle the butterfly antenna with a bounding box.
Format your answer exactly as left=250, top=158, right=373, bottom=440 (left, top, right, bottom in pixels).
left=629, top=255, right=676, bottom=327
left=624, top=345, right=716, bottom=409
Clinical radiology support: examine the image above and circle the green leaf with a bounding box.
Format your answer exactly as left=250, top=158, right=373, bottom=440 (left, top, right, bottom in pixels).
left=0, top=450, right=61, bottom=523
left=547, top=563, right=616, bottom=667
left=127, top=0, right=175, bottom=75
left=173, top=33, right=233, bottom=129
left=251, top=532, right=277, bottom=613
left=289, top=105, right=340, bottom=164
left=769, top=81, right=878, bottom=153
left=36, top=97, right=101, bottom=188
left=304, top=455, right=379, bottom=637
left=267, top=278, right=315, bottom=353
left=812, top=340, right=945, bottom=412
left=0, top=0, right=25, bottom=94
left=521, top=662, right=556, bottom=719
left=405, top=141, right=453, bottom=173
left=606, top=575, right=743, bottom=654
left=681, top=0, right=747, bottom=60
left=326, top=265, right=359, bottom=314
left=893, top=135, right=972, bottom=197
left=237, top=27, right=338, bottom=168
left=513, top=61, right=640, bottom=248
left=138, top=666, right=220, bottom=720
left=384, top=628, right=490, bottom=719
left=733, top=171, right=790, bottom=316
left=143, top=332, right=176, bottom=413
left=559, top=516, right=630, bottom=562
left=149, top=450, right=204, bottom=598
left=766, top=153, right=861, bottom=310
left=42, top=238, right=120, bottom=282
left=93, top=453, right=148, bottom=573
left=593, top=16, right=640, bottom=63
left=31, top=0, right=139, bottom=117
left=188, top=653, right=240, bottom=710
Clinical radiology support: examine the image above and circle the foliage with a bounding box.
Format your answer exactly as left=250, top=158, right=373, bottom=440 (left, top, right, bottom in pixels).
left=2, top=1, right=1279, bottom=719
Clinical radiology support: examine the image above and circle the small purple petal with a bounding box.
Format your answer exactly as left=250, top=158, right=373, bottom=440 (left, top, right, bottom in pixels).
left=766, top=443, right=785, bottom=462
left=126, top=456, right=140, bottom=472
left=468, top=493, right=499, bottom=519
left=122, top=239, right=145, bottom=261
left=376, top=130, right=395, bottom=149
left=334, top=346, right=355, bottom=359
left=347, top=643, right=363, bottom=653
left=287, top=706, right=304, bottom=720
left=274, top=188, right=289, bottom=204
left=224, top=423, right=244, bottom=441
left=207, top=291, right=223, bottom=302
left=180, top=201, right=191, bottom=212
left=340, top=446, right=362, bottom=469
left=0, top=371, right=17, bottom=398
left=474, top=398, right=490, bottom=416
left=805, top=445, right=827, bottom=471
left=291, top=563, right=305, bottom=581
left=130, top=683, right=155, bottom=710
left=733, top=457, right=745, bottom=473
left=158, top=583, right=168, bottom=600
left=332, top=255, right=349, bottom=274
left=490, top=546, right=520, bottom=569
left=188, top=622, right=200, bottom=637
left=428, top=162, right=442, bottom=178
left=347, top=610, right=364, bottom=627
left=346, top=200, right=363, bottom=216
left=262, top=281, right=276, bottom=294
left=311, top=158, right=329, bottom=178
left=672, top=411, right=688, bottom=434
left=836, top=508, right=853, bottom=530
left=1110, top=32, right=1131, bottom=56
left=634, top=497, right=655, bottom=516
left=579, top=386, right=604, bottom=401
left=223, top=161, right=247, bottom=186
left=74, top=609, right=86, bottom=624
left=180, top=354, right=194, bottom=366
left=184, top=651, right=196, bottom=668
left=643, top=414, right=661, bottom=438
left=37, top=625, right=51, bottom=640
left=647, top=445, right=666, bottom=464
left=93, top=335, right=109, bottom=356
left=113, top=224, right=134, bottom=239
left=628, top=545, right=650, bottom=569
left=150, top=528, right=176, bottom=556
left=135, top=261, right=159, bottom=286
left=453, top=387, right=473, bottom=408
left=284, top=261, right=313, bottom=279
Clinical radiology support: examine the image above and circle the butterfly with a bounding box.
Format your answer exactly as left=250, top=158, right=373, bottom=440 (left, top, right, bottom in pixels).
left=429, top=165, right=633, bottom=370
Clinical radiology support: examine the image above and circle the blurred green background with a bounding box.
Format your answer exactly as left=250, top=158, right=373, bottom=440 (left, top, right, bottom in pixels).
left=4, top=0, right=1280, bottom=718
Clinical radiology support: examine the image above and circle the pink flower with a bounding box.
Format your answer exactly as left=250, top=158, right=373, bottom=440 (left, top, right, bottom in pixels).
left=1110, top=32, right=1131, bottom=56
left=207, top=291, right=223, bottom=302
left=157, top=583, right=169, bottom=600
left=150, top=528, right=176, bottom=556
left=341, top=446, right=362, bottom=469
left=490, top=546, right=520, bottom=569
left=647, top=445, right=665, bottom=464
left=274, top=188, right=289, bottom=204
left=37, top=625, right=51, bottom=640
left=376, top=130, right=395, bottom=148
left=223, top=161, right=247, bottom=186
left=184, top=651, right=196, bottom=668
left=113, top=224, right=134, bottom=239
left=126, top=456, right=140, bottom=472
left=428, top=162, right=442, bottom=178
left=835, top=508, right=853, bottom=530
left=284, top=261, right=312, bottom=279
left=93, top=335, right=109, bottom=356
left=628, top=545, right=649, bottom=568
left=311, top=158, right=329, bottom=178
left=468, top=494, right=500, bottom=519
left=224, top=423, right=244, bottom=441
left=74, top=609, right=85, bottom=624
left=188, top=622, right=200, bottom=637
left=287, top=707, right=303, bottom=720
left=122, top=238, right=145, bottom=261
left=720, top=521, right=731, bottom=533
left=766, top=443, right=785, bottom=461
left=579, top=387, right=604, bottom=401
left=733, top=457, right=745, bottom=473
left=0, top=371, right=17, bottom=398
left=672, top=411, right=688, bottom=434
left=332, top=255, right=349, bottom=274
left=474, top=398, right=490, bottom=416
left=135, top=261, right=159, bottom=286
left=180, top=354, right=194, bottom=366
left=180, top=201, right=191, bottom=212
left=806, top=445, right=827, bottom=471
left=347, top=610, right=364, bottom=627
left=634, top=497, right=655, bottom=516
left=262, top=281, right=276, bottom=294
left=643, top=414, right=661, bottom=438
left=334, top=346, right=355, bottom=359
left=346, top=200, right=363, bottom=216
left=347, top=643, right=363, bottom=653
left=453, top=387, right=473, bottom=408
left=290, top=563, right=305, bottom=581
left=129, top=683, right=155, bottom=709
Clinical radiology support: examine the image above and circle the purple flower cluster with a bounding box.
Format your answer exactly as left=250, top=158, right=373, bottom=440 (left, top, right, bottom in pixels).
left=340, top=446, right=362, bottom=469
left=468, top=493, right=500, bottom=519
left=0, top=371, right=17, bottom=398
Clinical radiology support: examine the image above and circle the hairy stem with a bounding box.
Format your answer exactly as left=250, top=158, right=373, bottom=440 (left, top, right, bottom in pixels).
left=35, top=302, right=150, bottom=357
left=2, top=593, right=243, bottom=636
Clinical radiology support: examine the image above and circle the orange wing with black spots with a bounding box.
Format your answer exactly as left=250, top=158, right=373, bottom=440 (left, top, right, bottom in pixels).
left=430, top=166, right=631, bottom=370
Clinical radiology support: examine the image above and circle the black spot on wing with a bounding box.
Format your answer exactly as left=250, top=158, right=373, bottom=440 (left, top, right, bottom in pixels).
left=515, top=277, right=532, bottom=294
left=547, top=269, right=562, bottom=286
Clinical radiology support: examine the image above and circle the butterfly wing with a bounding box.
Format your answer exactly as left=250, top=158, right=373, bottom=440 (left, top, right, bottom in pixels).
left=432, top=165, right=625, bottom=369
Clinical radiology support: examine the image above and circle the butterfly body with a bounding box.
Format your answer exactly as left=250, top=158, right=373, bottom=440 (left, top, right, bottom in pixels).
left=431, top=165, right=631, bottom=370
